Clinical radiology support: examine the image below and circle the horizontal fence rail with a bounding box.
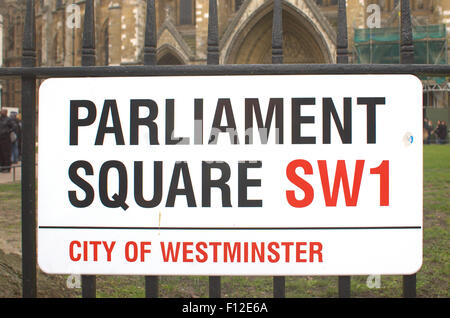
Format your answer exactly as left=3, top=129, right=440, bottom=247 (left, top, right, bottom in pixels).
left=0, top=64, right=449, bottom=77
left=4, top=0, right=447, bottom=298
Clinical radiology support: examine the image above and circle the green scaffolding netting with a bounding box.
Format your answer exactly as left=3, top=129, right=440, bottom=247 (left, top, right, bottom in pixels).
left=354, top=25, right=447, bottom=84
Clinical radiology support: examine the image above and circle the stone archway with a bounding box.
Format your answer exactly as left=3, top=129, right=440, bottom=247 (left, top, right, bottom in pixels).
left=223, top=2, right=333, bottom=64
left=158, top=52, right=184, bottom=65
left=157, top=44, right=186, bottom=65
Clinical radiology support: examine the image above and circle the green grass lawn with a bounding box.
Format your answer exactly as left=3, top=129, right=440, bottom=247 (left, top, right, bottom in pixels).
left=0, top=145, right=448, bottom=298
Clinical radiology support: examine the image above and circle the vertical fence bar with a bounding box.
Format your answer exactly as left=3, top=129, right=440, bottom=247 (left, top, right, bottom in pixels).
left=207, top=0, right=220, bottom=297
left=336, top=0, right=351, bottom=298
left=272, top=0, right=285, bottom=297
left=272, top=0, right=283, bottom=64
left=81, top=275, right=96, bottom=298
left=143, top=0, right=159, bottom=298
left=209, top=277, right=221, bottom=298
left=338, top=276, right=351, bottom=298
left=336, top=0, right=348, bottom=64
left=21, top=0, right=37, bottom=298
left=207, top=0, right=219, bottom=65
left=145, top=276, right=159, bottom=298
left=81, top=0, right=96, bottom=67
left=400, top=0, right=414, bottom=65
left=400, top=0, right=416, bottom=297
left=81, top=0, right=96, bottom=298
left=403, top=274, right=416, bottom=298
left=144, top=0, right=157, bottom=66
left=273, top=277, right=285, bottom=298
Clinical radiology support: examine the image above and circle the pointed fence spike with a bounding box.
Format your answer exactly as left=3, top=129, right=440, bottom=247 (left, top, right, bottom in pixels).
left=82, top=0, right=96, bottom=66
left=272, top=0, right=283, bottom=64
left=400, top=0, right=414, bottom=64
left=207, top=0, right=219, bottom=65
left=336, top=0, right=348, bottom=64
left=22, top=0, right=36, bottom=67
left=144, top=0, right=157, bottom=65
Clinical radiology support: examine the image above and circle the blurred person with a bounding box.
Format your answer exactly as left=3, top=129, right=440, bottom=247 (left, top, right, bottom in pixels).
left=10, top=112, right=21, bottom=164
left=423, top=118, right=428, bottom=143
left=427, top=119, right=434, bottom=144
left=423, top=118, right=433, bottom=144
left=432, top=120, right=441, bottom=143
left=16, top=113, right=22, bottom=160
left=438, top=121, right=448, bottom=144
left=0, top=109, right=15, bottom=172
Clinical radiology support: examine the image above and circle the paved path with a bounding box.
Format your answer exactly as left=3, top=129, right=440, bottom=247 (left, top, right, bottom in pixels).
left=0, top=163, right=22, bottom=184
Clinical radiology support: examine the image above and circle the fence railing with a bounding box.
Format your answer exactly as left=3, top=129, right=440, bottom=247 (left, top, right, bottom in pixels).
left=1, top=0, right=449, bottom=299
left=0, top=164, right=23, bottom=183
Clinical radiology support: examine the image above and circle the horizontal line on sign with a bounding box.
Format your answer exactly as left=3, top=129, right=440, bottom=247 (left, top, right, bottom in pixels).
left=38, top=226, right=422, bottom=231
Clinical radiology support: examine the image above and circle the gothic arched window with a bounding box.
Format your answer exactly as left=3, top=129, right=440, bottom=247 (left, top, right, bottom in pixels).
left=179, top=0, right=194, bottom=25
left=235, top=0, right=244, bottom=11
left=8, top=21, right=14, bottom=50
left=416, top=0, right=425, bottom=10
left=103, top=24, right=109, bottom=65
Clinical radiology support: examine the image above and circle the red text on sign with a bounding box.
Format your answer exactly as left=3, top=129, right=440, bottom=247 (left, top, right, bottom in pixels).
left=159, top=241, right=323, bottom=263
left=286, top=159, right=389, bottom=207
left=69, top=240, right=116, bottom=262
left=124, top=241, right=152, bottom=262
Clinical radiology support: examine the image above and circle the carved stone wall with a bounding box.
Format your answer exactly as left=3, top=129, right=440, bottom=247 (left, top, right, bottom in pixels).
left=220, top=0, right=336, bottom=64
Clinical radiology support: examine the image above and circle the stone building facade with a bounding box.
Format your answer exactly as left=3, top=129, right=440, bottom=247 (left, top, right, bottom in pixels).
left=1, top=0, right=450, bottom=109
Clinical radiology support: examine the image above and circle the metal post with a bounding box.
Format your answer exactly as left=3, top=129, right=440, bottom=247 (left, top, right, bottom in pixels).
left=21, top=0, right=37, bottom=298
left=81, top=0, right=96, bottom=298
left=143, top=0, right=159, bottom=298
left=144, top=0, right=157, bottom=66
left=207, top=0, right=221, bottom=298
left=400, top=0, right=416, bottom=298
left=207, top=0, right=219, bottom=65
left=273, top=277, right=285, bottom=298
left=338, top=276, right=351, bottom=298
left=403, top=274, right=416, bottom=298
left=209, top=276, right=221, bottom=298
left=145, top=276, right=159, bottom=298
left=272, top=0, right=285, bottom=298
left=81, top=275, right=96, bottom=298
left=336, top=0, right=351, bottom=298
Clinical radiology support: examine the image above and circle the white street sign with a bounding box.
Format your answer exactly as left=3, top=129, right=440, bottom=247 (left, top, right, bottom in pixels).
left=37, top=75, right=423, bottom=275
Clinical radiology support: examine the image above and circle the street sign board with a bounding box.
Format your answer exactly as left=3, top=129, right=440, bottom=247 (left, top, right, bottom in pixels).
left=37, top=75, right=423, bottom=275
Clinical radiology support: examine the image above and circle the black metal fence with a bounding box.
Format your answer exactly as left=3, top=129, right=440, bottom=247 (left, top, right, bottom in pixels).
left=1, top=0, right=449, bottom=299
